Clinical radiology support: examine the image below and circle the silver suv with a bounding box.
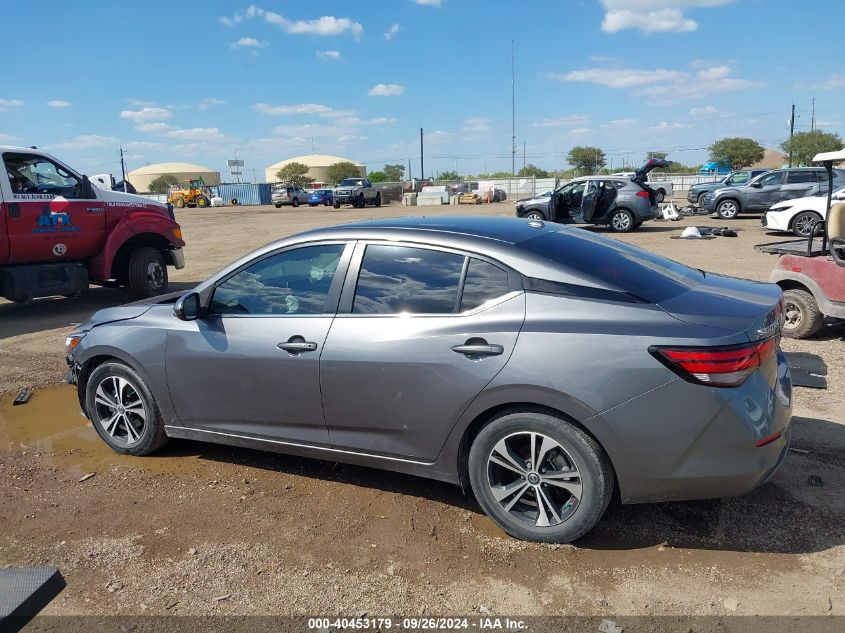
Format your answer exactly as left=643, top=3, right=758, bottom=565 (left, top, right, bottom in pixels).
left=703, top=167, right=845, bottom=219
left=272, top=184, right=309, bottom=208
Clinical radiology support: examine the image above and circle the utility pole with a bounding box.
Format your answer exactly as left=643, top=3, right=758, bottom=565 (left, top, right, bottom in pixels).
left=523, top=141, right=526, bottom=170
left=119, top=146, right=127, bottom=192
left=419, top=128, right=424, bottom=179
left=811, top=98, right=816, bottom=132
left=408, top=157, right=412, bottom=181
left=511, top=39, right=516, bottom=176
left=788, top=104, right=796, bottom=167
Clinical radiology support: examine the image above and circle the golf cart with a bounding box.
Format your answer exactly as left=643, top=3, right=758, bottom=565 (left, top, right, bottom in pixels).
left=756, top=149, right=845, bottom=338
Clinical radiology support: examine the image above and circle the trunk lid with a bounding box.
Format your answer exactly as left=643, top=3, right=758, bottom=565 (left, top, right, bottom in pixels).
left=657, top=273, right=784, bottom=342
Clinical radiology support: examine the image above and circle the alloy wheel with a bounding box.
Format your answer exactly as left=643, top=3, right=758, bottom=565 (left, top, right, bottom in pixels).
left=717, top=201, right=738, bottom=219
left=486, top=431, right=582, bottom=528
left=793, top=213, right=820, bottom=237
left=611, top=211, right=632, bottom=231
left=93, top=376, right=147, bottom=445
left=525, top=211, right=544, bottom=221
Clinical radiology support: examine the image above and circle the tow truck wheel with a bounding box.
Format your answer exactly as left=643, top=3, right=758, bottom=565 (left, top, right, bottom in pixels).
left=195, top=195, right=209, bottom=208
left=128, top=247, right=168, bottom=299
left=172, top=197, right=185, bottom=208
left=782, top=288, right=824, bottom=339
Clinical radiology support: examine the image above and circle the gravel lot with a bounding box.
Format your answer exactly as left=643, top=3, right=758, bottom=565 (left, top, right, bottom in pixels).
left=1, top=201, right=843, bottom=619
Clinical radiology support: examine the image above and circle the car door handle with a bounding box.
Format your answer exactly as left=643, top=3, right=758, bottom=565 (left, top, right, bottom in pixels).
left=277, top=339, right=318, bottom=353
left=451, top=342, right=504, bottom=357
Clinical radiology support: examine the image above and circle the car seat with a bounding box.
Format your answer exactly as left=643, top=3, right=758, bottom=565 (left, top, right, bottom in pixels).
left=828, top=202, right=845, bottom=267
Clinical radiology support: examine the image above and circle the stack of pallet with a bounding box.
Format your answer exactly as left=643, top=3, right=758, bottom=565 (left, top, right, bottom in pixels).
left=458, top=193, right=481, bottom=205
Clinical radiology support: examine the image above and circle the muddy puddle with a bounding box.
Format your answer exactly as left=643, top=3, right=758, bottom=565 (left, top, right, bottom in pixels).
left=0, top=385, right=202, bottom=476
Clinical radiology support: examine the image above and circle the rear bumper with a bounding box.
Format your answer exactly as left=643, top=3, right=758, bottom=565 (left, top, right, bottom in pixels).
left=598, top=349, right=793, bottom=504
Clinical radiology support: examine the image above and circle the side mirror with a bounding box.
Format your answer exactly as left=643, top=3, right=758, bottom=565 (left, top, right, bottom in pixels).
left=174, top=291, right=202, bottom=321
left=749, top=181, right=762, bottom=188
left=81, top=174, right=94, bottom=198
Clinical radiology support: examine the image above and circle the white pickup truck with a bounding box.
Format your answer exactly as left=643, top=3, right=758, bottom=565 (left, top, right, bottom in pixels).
left=333, top=178, right=382, bottom=208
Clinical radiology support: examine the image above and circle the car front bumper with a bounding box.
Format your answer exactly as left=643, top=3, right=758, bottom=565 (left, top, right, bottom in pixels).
left=687, top=190, right=702, bottom=204
left=762, top=210, right=790, bottom=231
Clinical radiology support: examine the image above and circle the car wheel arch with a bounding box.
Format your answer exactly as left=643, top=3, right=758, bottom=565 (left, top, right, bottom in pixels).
left=75, top=348, right=158, bottom=413
left=453, top=400, right=620, bottom=500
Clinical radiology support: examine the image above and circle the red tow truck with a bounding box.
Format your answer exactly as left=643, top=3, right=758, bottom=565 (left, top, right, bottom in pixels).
left=0, top=146, right=185, bottom=302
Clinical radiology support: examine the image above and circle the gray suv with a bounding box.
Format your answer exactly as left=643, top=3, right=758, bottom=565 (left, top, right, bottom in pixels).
left=272, top=184, right=309, bottom=208
left=515, top=160, right=667, bottom=232
left=687, top=169, right=768, bottom=207
left=703, top=167, right=845, bottom=219
left=65, top=216, right=791, bottom=543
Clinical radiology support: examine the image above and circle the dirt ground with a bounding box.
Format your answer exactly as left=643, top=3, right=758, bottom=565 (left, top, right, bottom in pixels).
left=1, top=201, right=843, bottom=620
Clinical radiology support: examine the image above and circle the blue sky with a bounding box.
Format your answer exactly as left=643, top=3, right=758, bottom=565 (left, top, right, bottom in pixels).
left=1, top=0, right=843, bottom=179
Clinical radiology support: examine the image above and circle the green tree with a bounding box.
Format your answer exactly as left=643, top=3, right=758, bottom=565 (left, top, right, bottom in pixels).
left=567, top=146, right=605, bottom=173
left=383, top=164, right=405, bottom=182
left=489, top=171, right=515, bottom=178
left=708, top=137, right=765, bottom=169
left=518, top=164, right=549, bottom=178
left=438, top=170, right=459, bottom=180
left=368, top=171, right=387, bottom=183
left=275, top=161, right=311, bottom=187
left=780, top=130, right=843, bottom=167
left=326, top=161, right=362, bottom=184
left=148, top=174, right=179, bottom=194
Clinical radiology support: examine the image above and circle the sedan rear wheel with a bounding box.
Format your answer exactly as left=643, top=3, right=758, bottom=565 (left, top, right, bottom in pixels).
left=468, top=411, right=614, bottom=543
left=85, top=361, right=168, bottom=455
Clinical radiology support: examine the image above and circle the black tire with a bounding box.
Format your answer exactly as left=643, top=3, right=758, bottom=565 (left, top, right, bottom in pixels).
left=85, top=361, right=168, bottom=456
left=524, top=210, right=545, bottom=221
left=172, top=197, right=185, bottom=209
left=127, top=247, right=167, bottom=298
left=292, top=197, right=300, bottom=208
left=375, top=193, right=381, bottom=207
left=195, top=195, right=209, bottom=208
left=356, top=195, right=365, bottom=208
left=333, top=201, right=341, bottom=209
left=696, top=192, right=707, bottom=207
left=791, top=211, right=823, bottom=237
left=716, top=198, right=740, bottom=220
left=609, top=209, right=635, bottom=233
left=655, top=189, right=665, bottom=203
left=468, top=410, right=614, bottom=543
left=274, top=203, right=282, bottom=209
left=782, top=288, right=824, bottom=339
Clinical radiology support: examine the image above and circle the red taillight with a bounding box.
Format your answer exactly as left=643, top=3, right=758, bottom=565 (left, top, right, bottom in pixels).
left=650, top=337, right=779, bottom=387
left=636, top=190, right=650, bottom=198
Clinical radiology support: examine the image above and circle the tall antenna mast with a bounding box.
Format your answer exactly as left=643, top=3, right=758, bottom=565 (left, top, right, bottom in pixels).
left=511, top=39, right=516, bottom=176
left=811, top=97, right=816, bottom=132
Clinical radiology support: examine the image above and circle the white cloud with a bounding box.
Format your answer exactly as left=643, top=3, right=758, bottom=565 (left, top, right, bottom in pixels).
left=46, top=100, right=72, bottom=108
left=688, top=105, right=734, bottom=118
left=254, top=102, right=354, bottom=118
left=557, top=64, right=761, bottom=102
left=413, top=0, right=442, bottom=5
left=231, top=37, right=268, bottom=49
left=462, top=117, right=491, bottom=134
left=532, top=114, right=591, bottom=128
left=338, top=116, right=398, bottom=126
left=135, top=122, right=173, bottom=133
left=198, top=98, right=226, bottom=110
left=0, top=98, right=24, bottom=111
left=223, top=6, right=364, bottom=39
left=120, top=107, right=173, bottom=122
left=50, top=134, right=119, bottom=150
left=652, top=121, right=689, bottom=130
left=602, top=118, right=637, bottom=128
left=368, top=83, right=405, bottom=96
left=570, top=128, right=593, bottom=135
left=384, top=23, right=401, bottom=40
left=317, top=50, right=342, bottom=60
left=164, top=127, right=226, bottom=141
left=811, top=73, right=845, bottom=90
left=600, top=0, right=735, bottom=34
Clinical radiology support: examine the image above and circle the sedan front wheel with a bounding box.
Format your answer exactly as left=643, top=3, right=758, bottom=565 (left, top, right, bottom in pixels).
left=85, top=361, right=168, bottom=455
left=468, top=411, right=614, bottom=543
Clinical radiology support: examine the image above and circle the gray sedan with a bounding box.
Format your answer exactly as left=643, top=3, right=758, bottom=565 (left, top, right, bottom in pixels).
left=65, top=216, right=792, bottom=543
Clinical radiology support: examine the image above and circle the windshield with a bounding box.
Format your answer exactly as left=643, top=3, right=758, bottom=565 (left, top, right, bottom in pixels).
left=339, top=178, right=362, bottom=186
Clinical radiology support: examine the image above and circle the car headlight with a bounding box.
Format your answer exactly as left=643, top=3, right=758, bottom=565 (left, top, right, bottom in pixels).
left=65, top=333, right=86, bottom=356
left=769, top=204, right=791, bottom=212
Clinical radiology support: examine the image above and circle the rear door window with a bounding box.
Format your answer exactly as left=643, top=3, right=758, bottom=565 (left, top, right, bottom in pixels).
left=353, top=245, right=465, bottom=314
left=460, top=259, right=511, bottom=312
left=787, top=171, right=817, bottom=184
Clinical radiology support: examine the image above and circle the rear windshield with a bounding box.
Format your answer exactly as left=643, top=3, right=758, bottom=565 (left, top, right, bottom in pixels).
left=519, top=230, right=704, bottom=303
